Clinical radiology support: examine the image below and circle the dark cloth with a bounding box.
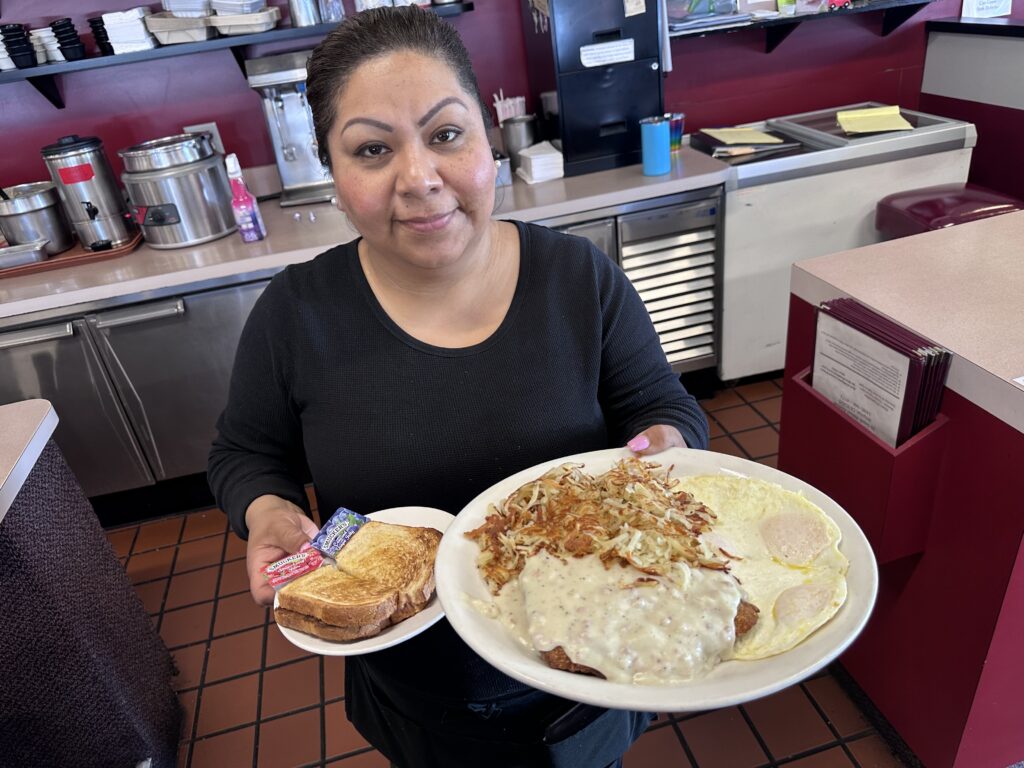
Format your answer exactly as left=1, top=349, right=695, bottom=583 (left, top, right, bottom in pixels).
left=208, top=220, right=708, bottom=765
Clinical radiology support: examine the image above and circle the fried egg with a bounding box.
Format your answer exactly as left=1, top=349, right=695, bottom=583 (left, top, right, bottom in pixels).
left=677, top=475, right=849, bottom=660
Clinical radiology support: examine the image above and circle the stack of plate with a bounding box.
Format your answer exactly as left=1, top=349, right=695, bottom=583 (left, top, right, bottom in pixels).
left=102, top=7, right=160, bottom=54
left=211, top=0, right=267, bottom=14
left=1, top=23, right=36, bottom=69
left=87, top=17, right=115, bottom=56
left=0, top=37, right=14, bottom=71
left=29, top=28, right=65, bottom=63
left=162, top=0, right=214, bottom=18
left=48, top=18, right=86, bottom=61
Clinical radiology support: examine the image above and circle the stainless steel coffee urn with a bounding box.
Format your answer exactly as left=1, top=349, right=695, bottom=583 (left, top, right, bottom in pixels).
left=41, top=135, right=136, bottom=249
left=118, top=133, right=236, bottom=249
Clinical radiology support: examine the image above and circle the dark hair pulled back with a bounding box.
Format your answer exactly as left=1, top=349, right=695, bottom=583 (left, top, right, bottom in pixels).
left=306, top=6, right=489, bottom=169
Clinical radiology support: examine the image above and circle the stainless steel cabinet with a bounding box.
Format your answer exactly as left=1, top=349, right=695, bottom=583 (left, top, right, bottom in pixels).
left=86, top=281, right=268, bottom=482
left=559, top=218, right=618, bottom=263
left=0, top=319, right=154, bottom=497
left=0, top=278, right=268, bottom=496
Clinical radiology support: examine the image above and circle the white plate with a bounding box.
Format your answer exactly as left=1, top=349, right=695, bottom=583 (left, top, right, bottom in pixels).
left=435, top=447, right=879, bottom=712
left=273, top=506, right=453, bottom=656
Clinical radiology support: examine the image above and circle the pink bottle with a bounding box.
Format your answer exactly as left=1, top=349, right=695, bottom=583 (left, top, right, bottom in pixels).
left=225, top=153, right=266, bottom=243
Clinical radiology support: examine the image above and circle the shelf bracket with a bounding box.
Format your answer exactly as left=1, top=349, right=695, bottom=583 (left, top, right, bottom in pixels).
left=27, top=75, right=65, bottom=109
left=765, top=21, right=801, bottom=53
left=880, top=2, right=926, bottom=35
left=230, top=45, right=248, bottom=78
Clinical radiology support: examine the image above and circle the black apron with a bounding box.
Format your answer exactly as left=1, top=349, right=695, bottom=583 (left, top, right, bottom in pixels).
left=345, top=654, right=652, bottom=768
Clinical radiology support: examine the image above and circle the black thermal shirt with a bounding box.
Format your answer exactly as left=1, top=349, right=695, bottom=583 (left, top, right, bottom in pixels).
left=208, top=219, right=709, bottom=699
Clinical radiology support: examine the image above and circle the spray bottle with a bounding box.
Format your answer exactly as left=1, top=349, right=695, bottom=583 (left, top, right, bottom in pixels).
left=225, top=153, right=266, bottom=243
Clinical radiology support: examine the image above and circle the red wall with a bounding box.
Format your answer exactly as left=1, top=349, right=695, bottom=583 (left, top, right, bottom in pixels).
left=0, top=0, right=1001, bottom=188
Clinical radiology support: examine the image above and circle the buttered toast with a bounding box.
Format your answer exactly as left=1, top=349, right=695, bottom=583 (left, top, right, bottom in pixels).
left=276, top=521, right=442, bottom=641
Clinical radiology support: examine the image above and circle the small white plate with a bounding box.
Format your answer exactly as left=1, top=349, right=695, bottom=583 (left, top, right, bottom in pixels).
left=273, top=506, right=453, bottom=656
left=436, top=447, right=879, bottom=712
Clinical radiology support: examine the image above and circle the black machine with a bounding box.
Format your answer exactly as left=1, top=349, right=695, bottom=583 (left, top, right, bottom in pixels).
left=520, top=0, right=664, bottom=177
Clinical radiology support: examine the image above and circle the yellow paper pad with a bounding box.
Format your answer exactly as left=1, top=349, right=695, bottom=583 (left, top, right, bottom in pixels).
left=700, top=128, right=783, bottom=145
left=836, top=105, right=913, bottom=134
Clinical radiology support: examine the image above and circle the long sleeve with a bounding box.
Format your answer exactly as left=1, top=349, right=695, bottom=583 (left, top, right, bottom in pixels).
left=592, top=243, right=710, bottom=450
left=207, top=277, right=310, bottom=539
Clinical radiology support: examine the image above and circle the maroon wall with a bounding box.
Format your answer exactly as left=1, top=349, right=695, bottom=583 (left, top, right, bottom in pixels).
left=0, top=0, right=998, bottom=188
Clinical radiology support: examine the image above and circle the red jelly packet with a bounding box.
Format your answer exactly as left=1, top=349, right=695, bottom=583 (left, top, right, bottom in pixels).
left=310, top=507, right=369, bottom=558
left=261, top=542, right=324, bottom=589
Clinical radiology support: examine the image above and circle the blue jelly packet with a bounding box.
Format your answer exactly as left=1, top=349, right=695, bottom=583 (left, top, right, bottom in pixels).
left=310, top=507, right=369, bottom=558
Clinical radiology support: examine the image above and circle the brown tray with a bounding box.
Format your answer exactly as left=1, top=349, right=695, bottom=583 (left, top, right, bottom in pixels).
left=0, top=231, right=144, bottom=280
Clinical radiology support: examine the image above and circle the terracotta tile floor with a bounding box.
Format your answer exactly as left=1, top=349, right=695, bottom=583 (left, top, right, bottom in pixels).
left=106, top=375, right=916, bottom=768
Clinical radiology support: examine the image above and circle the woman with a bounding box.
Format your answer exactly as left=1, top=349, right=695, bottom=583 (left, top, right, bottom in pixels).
left=208, top=7, right=709, bottom=767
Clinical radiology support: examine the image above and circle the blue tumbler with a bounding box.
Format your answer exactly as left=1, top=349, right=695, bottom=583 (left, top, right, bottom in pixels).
left=640, top=116, right=671, bottom=176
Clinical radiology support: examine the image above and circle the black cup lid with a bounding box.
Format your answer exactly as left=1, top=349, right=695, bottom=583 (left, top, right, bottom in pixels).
left=41, top=135, right=102, bottom=157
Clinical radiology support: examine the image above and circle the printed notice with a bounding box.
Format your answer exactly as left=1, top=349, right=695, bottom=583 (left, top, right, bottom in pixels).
left=961, top=0, right=1011, bottom=17
left=580, top=39, right=635, bottom=68
left=812, top=312, right=910, bottom=447
left=624, top=0, right=647, bottom=15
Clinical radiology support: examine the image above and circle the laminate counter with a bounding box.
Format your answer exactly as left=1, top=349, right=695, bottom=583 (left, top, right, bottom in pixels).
left=778, top=211, right=1024, bottom=768
left=0, top=399, right=58, bottom=524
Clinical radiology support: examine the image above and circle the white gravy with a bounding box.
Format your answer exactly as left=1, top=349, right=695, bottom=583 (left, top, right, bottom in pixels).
left=488, top=552, right=741, bottom=684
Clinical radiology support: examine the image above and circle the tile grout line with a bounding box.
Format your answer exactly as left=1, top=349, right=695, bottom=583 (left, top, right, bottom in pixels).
left=319, top=655, right=327, bottom=765
left=737, top=703, right=776, bottom=766
left=797, top=680, right=865, bottom=768
left=251, top=593, right=271, bottom=767
left=669, top=719, right=702, bottom=768
left=182, top=517, right=231, bottom=767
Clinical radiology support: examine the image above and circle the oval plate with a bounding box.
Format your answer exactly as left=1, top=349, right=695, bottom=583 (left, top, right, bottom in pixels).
left=436, top=447, right=878, bottom=712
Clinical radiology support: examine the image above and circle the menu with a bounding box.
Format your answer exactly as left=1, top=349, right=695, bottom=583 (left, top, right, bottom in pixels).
left=812, top=298, right=951, bottom=447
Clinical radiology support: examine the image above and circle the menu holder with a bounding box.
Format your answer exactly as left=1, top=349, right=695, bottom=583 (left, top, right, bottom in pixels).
left=812, top=298, right=951, bottom=448
left=779, top=367, right=950, bottom=563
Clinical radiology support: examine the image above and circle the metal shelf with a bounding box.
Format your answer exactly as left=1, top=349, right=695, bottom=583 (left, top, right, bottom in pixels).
left=0, top=2, right=475, bottom=108
left=669, top=0, right=932, bottom=53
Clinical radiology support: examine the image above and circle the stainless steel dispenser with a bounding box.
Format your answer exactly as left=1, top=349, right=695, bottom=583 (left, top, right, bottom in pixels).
left=40, top=135, right=136, bottom=249
left=245, top=50, right=335, bottom=207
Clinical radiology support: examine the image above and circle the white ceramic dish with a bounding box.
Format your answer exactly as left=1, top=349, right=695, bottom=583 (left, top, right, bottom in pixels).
left=273, top=506, right=453, bottom=657
left=435, top=447, right=879, bottom=712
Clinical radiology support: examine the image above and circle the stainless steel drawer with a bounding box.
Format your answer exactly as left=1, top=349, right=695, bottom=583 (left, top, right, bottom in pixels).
left=659, top=322, right=714, bottom=345
left=666, top=345, right=715, bottom=365
left=645, top=289, right=715, bottom=315
left=662, top=334, right=714, bottom=355
left=650, top=300, right=714, bottom=325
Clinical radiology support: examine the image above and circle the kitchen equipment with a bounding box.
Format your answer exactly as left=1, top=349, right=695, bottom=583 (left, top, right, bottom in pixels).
left=246, top=50, right=335, bottom=207
left=318, top=0, right=345, bottom=21
left=118, top=133, right=236, bottom=249
left=288, top=0, right=321, bottom=26
left=520, top=0, right=663, bottom=176
left=0, top=182, right=75, bottom=255
left=501, top=115, right=536, bottom=171
left=0, top=240, right=49, bottom=270
left=41, top=135, right=136, bottom=250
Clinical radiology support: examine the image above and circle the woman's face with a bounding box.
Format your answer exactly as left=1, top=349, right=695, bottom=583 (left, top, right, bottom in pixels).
left=327, top=50, right=497, bottom=271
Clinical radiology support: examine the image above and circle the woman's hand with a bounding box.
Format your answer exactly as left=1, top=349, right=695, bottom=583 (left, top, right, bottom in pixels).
left=627, top=425, right=687, bottom=456
left=244, top=494, right=321, bottom=606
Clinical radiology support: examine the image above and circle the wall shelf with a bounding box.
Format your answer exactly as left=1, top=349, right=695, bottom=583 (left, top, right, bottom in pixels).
left=669, top=0, right=932, bottom=53
left=0, top=2, right=475, bottom=108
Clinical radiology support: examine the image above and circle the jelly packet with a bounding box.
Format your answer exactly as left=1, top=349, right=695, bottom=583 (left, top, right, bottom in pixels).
left=261, top=542, right=324, bottom=589
left=310, top=507, right=370, bottom=558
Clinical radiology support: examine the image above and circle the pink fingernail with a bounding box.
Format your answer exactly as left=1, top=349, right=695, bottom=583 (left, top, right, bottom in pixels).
left=628, top=435, right=650, bottom=452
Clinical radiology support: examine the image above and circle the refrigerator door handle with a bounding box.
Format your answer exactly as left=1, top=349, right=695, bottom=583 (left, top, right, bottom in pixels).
left=85, top=312, right=178, bottom=480
left=93, top=299, right=185, bottom=330
left=0, top=322, right=74, bottom=350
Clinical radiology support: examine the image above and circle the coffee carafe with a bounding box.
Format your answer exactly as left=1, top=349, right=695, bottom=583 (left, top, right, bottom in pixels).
left=41, top=135, right=136, bottom=249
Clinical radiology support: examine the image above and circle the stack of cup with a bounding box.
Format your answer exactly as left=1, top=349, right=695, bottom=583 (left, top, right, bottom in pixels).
left=29, top=27, right=65, bottom=63
left=49, top=18, right=86, bottom=61
left=88, top=17, right=115, bottom=56
left=1, top=24, right=36, bottom=70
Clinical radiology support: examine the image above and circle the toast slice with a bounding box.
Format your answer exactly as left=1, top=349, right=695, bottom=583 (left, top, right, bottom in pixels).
left=276, top=521, right=442, bottom=642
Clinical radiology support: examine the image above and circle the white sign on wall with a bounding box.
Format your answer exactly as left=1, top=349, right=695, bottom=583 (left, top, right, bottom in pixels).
left=961, top=0, right=1012, bottom=18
